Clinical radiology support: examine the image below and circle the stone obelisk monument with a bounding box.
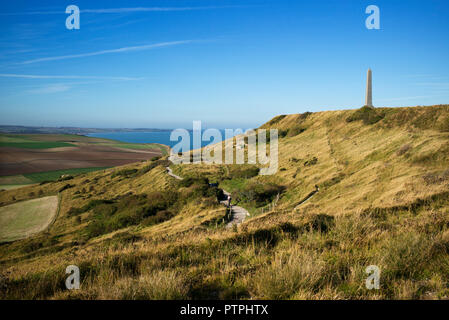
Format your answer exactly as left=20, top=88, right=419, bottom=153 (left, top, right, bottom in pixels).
left=365, top=68, right=373, bottom=107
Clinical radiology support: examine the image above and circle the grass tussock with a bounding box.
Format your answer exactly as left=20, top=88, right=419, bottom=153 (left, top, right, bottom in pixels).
left=251, top=249, right=326, bottom=299
left=102, top=270, right=189, bottom=300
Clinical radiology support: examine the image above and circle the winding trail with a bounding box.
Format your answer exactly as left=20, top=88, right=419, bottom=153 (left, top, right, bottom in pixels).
left=294, top=185, right=320, bottom=210
left=220, top=190, right=250, bottom=229
left=165, top=167, right=249, bottom=228
left=166, top=166, right=184, bottom=181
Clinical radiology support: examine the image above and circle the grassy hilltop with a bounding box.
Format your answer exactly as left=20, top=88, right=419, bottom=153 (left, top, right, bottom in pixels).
left=0, top=105, right=448, bottom=300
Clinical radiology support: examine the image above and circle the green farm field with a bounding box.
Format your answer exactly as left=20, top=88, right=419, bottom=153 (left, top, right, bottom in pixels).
left=0, top=134, right=75, bottom=149
left=23, top=167, right=111, bottom=183
left=0, top=168, right=111, bottom=190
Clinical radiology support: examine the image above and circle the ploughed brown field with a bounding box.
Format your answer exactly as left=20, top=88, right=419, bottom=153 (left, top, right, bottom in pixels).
left=0, top=145, right=161, bottom=176
left=0, top=134, right=166, bottom=176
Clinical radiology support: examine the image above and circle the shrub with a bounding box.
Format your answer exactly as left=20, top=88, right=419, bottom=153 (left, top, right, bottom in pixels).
left=278, top=129, right=288, bottom=138
left=346, top=106, right=385, bottom=125
left=58, top=175, right=73, bottom=181
left=287, top=126, right=306, bottom=137
left=67, top=199, right=115, bottom=216
left=299, top=111, right=312, bottom=121
left=112, top=168, right=138, bottom=178
left=304, top=157, right=318, bottom=166
left=266, top=115, right=287, bottom=126
left=139, top=159, right=171, bottom=175
left=83, top=192, right=179, bottom=239
left=227, top=165, right=259, bottom=179
left=304, top=214, right=335, bottom=233
left=21, top=239, right=44, bottom=253
left=142, top=210, right=174, bottom=226
left=58, top=184, right=74, bottom=192
left=234, top=182, right=285, bottom=206
left=179, top=177, right=208, bottom=188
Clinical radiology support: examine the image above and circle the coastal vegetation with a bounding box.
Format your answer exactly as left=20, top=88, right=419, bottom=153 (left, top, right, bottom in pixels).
left=0, top=105, right=448, bottom=299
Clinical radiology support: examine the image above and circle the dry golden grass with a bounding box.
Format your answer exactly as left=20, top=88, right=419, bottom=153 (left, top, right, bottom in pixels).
left=0, top=196, right=58, bottom=242
left=0, top=105, right=448, bottom=300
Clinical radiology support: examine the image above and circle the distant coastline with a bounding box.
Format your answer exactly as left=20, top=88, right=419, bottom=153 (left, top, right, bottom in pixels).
left=87, top=129, right=232, bottom=149
left=0, top=126, right=242, bottom=150
left=0, top=125, right=172, bottom=135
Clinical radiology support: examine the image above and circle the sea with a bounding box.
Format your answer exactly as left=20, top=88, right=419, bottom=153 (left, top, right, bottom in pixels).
left=87, top=129, right=239, bottom=150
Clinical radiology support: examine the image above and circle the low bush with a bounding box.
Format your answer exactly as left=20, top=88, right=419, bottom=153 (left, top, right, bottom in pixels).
left=67, top=199, right=115, bottom=216
left=304, top=157, right=318, bottom=166
left=233, top=182, right=285, bottom=207
left=139, top=159, right=171, bottom=175
left=346, top=106, right=385, bottom=125
left=266, top=115, right=287, bottom=126
left=287, top=126, right=306, bottom=137
left=278, top=129, right=288, bottom=138
left=142, top=210, right=174, bottom=226
left=298, top=111, right=312, bottom=121
left=58, top=184, right=74, bottom=192
left=58, top=175, right=73, bottom=182
left=83, top=192, right=179, bottom=239
left=227, top=165, right=259, bottom=179
left=111, top=169, right=138, bottom=178
left=179, top=177, right=208, bottom=188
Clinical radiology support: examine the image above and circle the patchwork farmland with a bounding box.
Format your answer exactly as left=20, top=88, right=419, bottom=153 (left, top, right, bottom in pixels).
left=0, top=134, right=168, bottom=189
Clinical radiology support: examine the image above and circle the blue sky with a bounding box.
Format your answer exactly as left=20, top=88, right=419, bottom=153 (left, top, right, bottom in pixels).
left=0, top=0, right=448, bottom=129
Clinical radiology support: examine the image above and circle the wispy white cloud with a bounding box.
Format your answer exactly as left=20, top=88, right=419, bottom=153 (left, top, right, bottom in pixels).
left=0, top=11, right=61, bottom=16
left=81, top=6, right=240, bottom=13
left=0, top=6, right=242, bottom=16
left=19, top=40, right=193, bottom=65
left=0, top=73, right=142, bottom=81
left=28, top=84, right=71, bottom=94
